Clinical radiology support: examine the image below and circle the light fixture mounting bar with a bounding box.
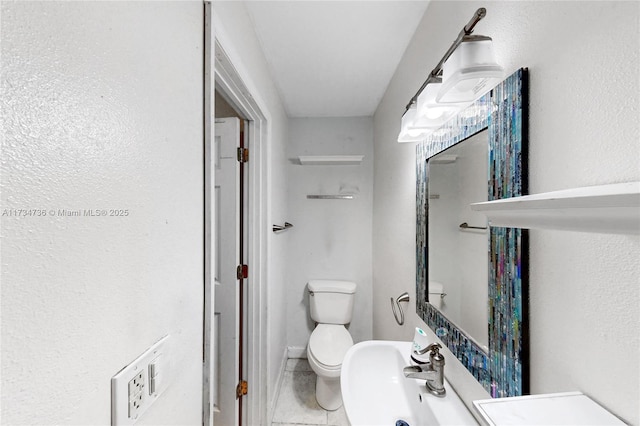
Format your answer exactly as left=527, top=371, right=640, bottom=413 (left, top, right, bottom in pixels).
left=404, top=7, right=487, bottom=112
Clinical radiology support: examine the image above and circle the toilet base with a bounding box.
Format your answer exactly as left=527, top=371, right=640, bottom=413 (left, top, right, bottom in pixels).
left=315, top=375, right=342, bottom=411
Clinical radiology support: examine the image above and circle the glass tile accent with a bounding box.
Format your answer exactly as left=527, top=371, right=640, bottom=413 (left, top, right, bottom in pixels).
left=416, top=68, right=529, bottom=398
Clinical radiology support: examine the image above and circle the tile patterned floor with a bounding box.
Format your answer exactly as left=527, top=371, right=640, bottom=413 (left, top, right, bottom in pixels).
left=272, top=358, right=349, bottom=426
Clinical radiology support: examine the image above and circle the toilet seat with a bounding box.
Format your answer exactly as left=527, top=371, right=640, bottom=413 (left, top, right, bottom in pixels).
left=308, top=324, right=353, bottom=368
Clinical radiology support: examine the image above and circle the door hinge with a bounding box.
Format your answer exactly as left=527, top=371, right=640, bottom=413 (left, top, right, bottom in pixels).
left=237, top=147, right=249, bottom=163
left=236, top=380, right=248, bottom=399
left=236, top=264, right=248, bottom=280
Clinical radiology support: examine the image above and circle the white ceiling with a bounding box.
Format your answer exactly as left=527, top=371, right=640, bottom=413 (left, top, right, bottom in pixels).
left=245, top=1, right=430, bottom=118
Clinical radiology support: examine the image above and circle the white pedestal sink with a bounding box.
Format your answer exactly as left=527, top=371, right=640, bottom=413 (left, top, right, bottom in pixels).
left=341, top=340, right=477, bottom=426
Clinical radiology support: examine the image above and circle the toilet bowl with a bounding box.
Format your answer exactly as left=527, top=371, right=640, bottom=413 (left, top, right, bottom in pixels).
left=307, top=324, right=353, bottom=410
left=306, top=280, right=357, bottom=410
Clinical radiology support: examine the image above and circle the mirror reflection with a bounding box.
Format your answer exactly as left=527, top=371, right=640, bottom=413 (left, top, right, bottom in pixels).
left=428, top=130, right=488, bottom=350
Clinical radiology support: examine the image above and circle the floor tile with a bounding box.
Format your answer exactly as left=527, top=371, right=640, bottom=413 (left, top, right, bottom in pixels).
left=272, top=424, right=314, bottom=426
left=286, top=358, right=312, bottom=372
left=327, top=404, right=349, bottom=426
left=272, top=424, right=316, bottom=426
left=272, top=370, right=327, bottom=425
left=273, top=358, right=352, bottom=426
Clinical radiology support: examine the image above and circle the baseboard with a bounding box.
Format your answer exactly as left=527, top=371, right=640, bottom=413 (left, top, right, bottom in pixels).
left=287, top=346, right=307, bottom=359
left=268, top=347, right=289, bottom=426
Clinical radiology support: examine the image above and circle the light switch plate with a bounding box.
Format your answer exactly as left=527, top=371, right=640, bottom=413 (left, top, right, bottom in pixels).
left=111, top=335, right=170, bottom=425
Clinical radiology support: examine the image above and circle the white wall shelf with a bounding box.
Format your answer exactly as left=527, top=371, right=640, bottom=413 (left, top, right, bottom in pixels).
left=473, top=392, right=625, bottom=425
left=470, top=182, right=640, bottom=235
left=298, top=155, right=364, bottom=165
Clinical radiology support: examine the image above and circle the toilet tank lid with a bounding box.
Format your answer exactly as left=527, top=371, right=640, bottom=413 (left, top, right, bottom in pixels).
left=308, top=280, right=356, bottom=294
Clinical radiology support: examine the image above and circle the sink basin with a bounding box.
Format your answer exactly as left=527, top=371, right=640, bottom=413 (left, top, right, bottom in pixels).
left=341, top=340, right=477, bottom=426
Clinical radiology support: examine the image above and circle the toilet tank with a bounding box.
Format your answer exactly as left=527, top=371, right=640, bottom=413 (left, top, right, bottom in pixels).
left=308, top=280, right=357, bottom=324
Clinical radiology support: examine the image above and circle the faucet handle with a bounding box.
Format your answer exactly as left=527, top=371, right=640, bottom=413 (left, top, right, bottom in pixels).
left=426, top=343, right=442, bottom=356
left=428, top=343, right=445, bottom=364
left=415, top=342, right=442, bottom=356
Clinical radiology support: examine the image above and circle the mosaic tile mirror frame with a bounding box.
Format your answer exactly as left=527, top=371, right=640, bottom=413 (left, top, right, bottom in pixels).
left=416, top=68, right=529, bottom=397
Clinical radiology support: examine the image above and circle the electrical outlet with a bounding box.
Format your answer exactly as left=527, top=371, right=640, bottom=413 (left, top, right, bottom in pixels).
left=112, top=336, right=170, bottom=425
left=128, top=390, right=143, bottom=419
left=128, top=372, right=145, bottom=397
left=128, top=372, right=145, bottom=419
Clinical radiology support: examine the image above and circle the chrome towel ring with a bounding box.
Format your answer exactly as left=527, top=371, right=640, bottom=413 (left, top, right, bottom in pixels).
left=390, top=292, right=410, bottom=325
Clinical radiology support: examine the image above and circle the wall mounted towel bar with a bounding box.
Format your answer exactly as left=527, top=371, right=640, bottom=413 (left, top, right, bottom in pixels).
left=306, top=195, right=354, bottom=200
left=459, top=222, right=487, bottom=230
left=273, top=222, right=294, bottom=232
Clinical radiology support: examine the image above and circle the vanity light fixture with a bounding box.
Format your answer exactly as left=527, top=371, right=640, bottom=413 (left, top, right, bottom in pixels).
left=416, top=78, right=464, bottom=125
left=437, top=35, right=503, bottom=104
left=398, top=7, right=502, bottom=143
left=398, top=80, right=459, bottom=143
left=397, top=103, right=431, bottom=143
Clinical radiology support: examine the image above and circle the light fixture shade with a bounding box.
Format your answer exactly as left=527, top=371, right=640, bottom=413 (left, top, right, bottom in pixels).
left=397, top=104, right=432, bottom=143
left=437, top=36, right=503, bottom=104
left=416, top=81, right=464, bottom=127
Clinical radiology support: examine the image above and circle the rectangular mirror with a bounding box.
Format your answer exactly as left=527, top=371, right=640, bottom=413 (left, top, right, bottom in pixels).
left=416, top=68, right=529, bottom=398
left=428, top=129, right=489, bottom=351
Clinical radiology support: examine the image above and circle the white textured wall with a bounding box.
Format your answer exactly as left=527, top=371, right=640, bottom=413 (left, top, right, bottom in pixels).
left=373, top=1, right=639, bottom=424
left=287, top=117, right=374, bottom=350
left=1, top=2, right=203, bottom=424
left=212, top=1, right=290, bottom=419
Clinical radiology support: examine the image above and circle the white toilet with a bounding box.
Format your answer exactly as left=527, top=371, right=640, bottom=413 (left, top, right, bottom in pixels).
left=306, top=280, right=356, bottom=411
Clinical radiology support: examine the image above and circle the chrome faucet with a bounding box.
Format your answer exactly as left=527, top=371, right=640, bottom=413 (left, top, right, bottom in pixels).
left=403, top=343, right=446, bottom=397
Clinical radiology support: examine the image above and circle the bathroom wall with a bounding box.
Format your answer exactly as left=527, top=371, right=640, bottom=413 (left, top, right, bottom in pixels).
left=373, top=1, right=639, bottom=424
left=286, top=117, right=374, bottom=351
left=1, top=2, right=203, bottom=423
left=212, top=1, right=291, bottom=419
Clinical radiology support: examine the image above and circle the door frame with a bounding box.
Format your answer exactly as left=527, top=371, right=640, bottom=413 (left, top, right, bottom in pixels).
left=204, top=6, right=269, bottom=425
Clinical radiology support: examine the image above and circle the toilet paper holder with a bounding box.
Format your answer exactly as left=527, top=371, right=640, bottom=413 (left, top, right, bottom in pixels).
left=390, top=292, right=410, bottom=325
